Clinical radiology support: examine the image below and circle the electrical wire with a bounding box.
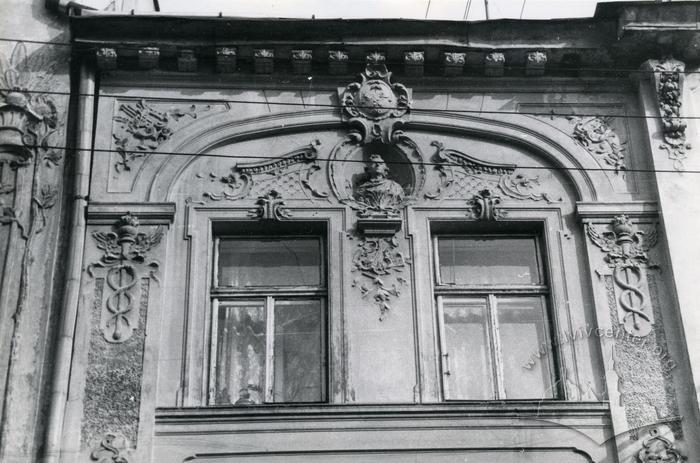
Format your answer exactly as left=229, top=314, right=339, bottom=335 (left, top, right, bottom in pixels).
left=2, top=86, right=696, bottom=121
left=34, top=143, right=700, bottom=175
left=463, top=0, right=473, bottom=20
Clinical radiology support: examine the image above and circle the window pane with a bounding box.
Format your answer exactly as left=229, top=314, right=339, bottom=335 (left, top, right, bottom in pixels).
left=218, top=238, right=322, bottom=287
left=497, top=297, right=554, bottom=399
left=273, top=300, right=323, bottom=402
left=442, top=298, right=494, bottom=400
left=437, top=236, right=541, bottom=285
left=213, top=301, right=266, bottom=405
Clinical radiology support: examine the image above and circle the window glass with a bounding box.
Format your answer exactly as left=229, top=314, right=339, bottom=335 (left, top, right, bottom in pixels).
left=218, top=238, right=322, bottom=287
left=213, top=301, right=266, bottom=405
left=442, top=298, right=493, bottom=400
left=273, top=300, right=323, bottom=402
left=437, top=236, right=541, bottom=285
left=435, top=233, right=556, bottom=400
left=496, top=297, right=553, bottom=399
left=212, top=233, right=326, bottom=405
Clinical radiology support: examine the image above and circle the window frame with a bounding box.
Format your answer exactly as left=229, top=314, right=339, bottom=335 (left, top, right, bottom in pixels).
left=432, top=232, right=559, bottom=401
left=208, top=234, right=328, bottom=406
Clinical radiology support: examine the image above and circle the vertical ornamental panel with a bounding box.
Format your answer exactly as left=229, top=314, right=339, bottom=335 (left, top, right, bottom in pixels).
left=83, top=213, right=164, bottom=455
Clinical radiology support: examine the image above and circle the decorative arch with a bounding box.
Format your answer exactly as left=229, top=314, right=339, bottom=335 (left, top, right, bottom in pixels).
left=143, top=108, right=612, bottom=202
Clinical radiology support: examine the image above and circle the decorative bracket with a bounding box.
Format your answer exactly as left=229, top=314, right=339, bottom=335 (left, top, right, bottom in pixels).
left=339, top=52, right=411, bottom=144
left=586, top=214, right=658, bottom=336
left=468, top=188, right=505, bottom=221
left=641, top=57, right=691, bottom=171
left=247, top=190, right=291, bottom=220
left=88, top=213, right=163, bottom=343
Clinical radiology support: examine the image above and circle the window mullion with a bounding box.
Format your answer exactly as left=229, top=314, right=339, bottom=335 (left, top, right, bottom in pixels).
left=264, top=295, right=275, bottom=403
left=435, top=296, right=450, bottom=400
left=488, top=294, right=506, bottom=400
left=213, top=237, right=220, bottom=287
left=208, top=299, right=220, bottom=405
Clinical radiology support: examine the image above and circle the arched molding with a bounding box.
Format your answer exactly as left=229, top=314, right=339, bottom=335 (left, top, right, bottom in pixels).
left=143, top=108, right=611, bottom=202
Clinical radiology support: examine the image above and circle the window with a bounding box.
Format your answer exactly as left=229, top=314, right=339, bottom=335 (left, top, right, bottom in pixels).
left=210, top=235, right=326, bottom=405
left=434, top=234, right=557, bottom=400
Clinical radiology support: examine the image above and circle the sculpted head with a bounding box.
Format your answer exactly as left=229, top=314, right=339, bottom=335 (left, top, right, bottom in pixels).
left=365, top=154, right=390, bottom=179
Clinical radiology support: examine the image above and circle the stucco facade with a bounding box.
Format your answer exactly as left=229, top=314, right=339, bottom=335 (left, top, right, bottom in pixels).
left=1, top=2, right=700, bottom=462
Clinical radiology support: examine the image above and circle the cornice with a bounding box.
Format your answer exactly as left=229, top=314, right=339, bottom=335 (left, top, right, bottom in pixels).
left=68, top=3, right=700, bottom=78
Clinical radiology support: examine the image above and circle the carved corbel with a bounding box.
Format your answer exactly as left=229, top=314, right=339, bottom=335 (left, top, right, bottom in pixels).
left=641, top=57, right=691, bottom=170
left=586, top=215, right=658, bottom=337
left=137, top=47, right=159, bottom=70
left=215, top=47, right=237, bottom=73
left=328, top=50, right=349, bottom=75
left=339, top=54, right=411, bottom=144
left=404, top=51, right=424, bottom=77
left=484, top=52, right=505, bottom=77
left=88, top=213, right=163, bottom=343
left=526, top=51, right=547, bottom=76
left=96, top=48, right=117, bottom=71
left=442, top=52, right=465, bottom=77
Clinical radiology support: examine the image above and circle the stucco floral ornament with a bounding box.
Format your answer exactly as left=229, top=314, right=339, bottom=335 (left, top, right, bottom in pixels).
left=569, top=116, right=626, bottom=173
left=0, top=41, right=60, bottom=165
left=340, top=52, right=411, bottom=143
left=637, top=428, right=685, bottom=463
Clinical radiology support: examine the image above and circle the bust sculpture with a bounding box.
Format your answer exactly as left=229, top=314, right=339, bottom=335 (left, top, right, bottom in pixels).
left=354, top=154, right=406, bottom=216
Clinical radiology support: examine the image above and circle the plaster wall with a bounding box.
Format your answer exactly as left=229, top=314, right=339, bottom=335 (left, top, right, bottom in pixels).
left=0, top=2, right=71, bottom=462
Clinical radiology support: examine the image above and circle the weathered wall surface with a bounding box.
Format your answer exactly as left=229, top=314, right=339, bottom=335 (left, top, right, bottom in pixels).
left=0, top=1, right=71, bottom=462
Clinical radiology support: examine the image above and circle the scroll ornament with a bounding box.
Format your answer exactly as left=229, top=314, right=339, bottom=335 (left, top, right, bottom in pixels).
left=586, top=215, right=658, bottom=337
left=88, top=213, right=163, bottom=343
left=424, top=141, right=561, bottom=206
left=201, top=140, right=327, bottom=201
left=90, top=433, right=132, bottom=463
